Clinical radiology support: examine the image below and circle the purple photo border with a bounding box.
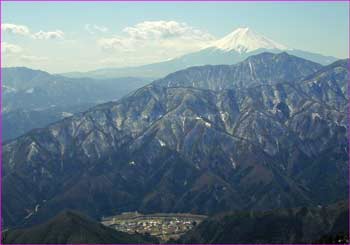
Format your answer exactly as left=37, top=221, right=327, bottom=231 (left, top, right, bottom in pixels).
left=346, top=0, right=350, bottom=244
left=0, top=1, right=349, bottom=245
left=1, top=0, right=3, bottom=244
left=0, top=0, right=348, bottom=1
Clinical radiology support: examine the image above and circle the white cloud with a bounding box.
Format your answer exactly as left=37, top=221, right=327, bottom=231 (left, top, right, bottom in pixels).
left=2, top=20, right=218, bottom=70
left=1, top=23, right=30, bottom=36
left=123, top=21, right=214, bottom=41
left=85, top=24, right=108, bottom=34
left=2, top=23, right=65, bottom=41
left=1, top=42, right=22, bottom=55
left=97, top=20, right=215, bottom=64
left=97, top=37, right=135, bottom=52
left=20, top=55, right=49, bottom=62
left=32, top=30, right=64, bottom=40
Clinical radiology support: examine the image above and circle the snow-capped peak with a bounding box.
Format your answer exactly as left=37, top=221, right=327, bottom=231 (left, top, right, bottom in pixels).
left=211, top=27, right=288, bottom=53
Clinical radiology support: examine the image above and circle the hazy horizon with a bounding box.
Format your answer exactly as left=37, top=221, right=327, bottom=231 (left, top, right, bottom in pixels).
left=2, top=2, right=349, bottom=73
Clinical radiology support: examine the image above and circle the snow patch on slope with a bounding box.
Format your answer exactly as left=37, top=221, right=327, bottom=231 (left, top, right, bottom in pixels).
left=158, top=139, right=166, bottom=147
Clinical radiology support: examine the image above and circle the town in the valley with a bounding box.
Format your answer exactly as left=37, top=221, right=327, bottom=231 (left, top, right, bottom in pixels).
left=101, top=211, right=207, bottom=241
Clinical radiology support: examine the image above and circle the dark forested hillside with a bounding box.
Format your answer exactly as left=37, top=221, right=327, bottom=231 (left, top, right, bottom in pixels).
left=2, top=210, right=158, bottom=244
left=178, top=201, right=349, bottom=244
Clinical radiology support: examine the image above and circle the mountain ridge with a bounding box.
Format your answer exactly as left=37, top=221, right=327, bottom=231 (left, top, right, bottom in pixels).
left=3, top=53, right=347, bottom=230
left=63, top=49, right=337, bottom=79
left=154, top=52, right=323, bottom=90
left=2, top=67, right=152, bottom=140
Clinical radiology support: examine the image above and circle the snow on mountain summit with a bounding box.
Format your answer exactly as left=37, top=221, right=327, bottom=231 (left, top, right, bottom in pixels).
left=211, top=27, right=289, bottom=53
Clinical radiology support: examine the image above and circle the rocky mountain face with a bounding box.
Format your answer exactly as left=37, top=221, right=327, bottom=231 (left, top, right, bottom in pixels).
left=2, top=67, right=151, bottom=140
left=2, top=53, right=348, bottom=229
left=2, top=210, right=158, bottom=244
left=154, top=52, right=322, bottom=90
left=178, top=201, right=348, bottom=243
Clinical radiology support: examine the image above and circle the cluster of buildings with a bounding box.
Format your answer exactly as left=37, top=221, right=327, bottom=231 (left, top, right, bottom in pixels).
left=101, top=211, right=206, bottom=241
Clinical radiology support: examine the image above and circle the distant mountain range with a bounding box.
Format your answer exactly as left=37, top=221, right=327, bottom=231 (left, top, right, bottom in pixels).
left=2, top=67, right=151, bottom=140
left=3, top=52, right=347, bottom=230
left=2, top=210, right=158, bottom=244
left=62, top=27, right=338, bottom=79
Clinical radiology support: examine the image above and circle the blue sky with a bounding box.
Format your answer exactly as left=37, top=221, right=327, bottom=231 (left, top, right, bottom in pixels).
left=2, top=2, right=349, bottom=73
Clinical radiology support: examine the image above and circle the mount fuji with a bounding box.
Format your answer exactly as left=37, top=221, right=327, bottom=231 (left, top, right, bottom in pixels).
left=64, top=27, right=339, bottom=79
left=210, top=27, right=289, bottom=53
